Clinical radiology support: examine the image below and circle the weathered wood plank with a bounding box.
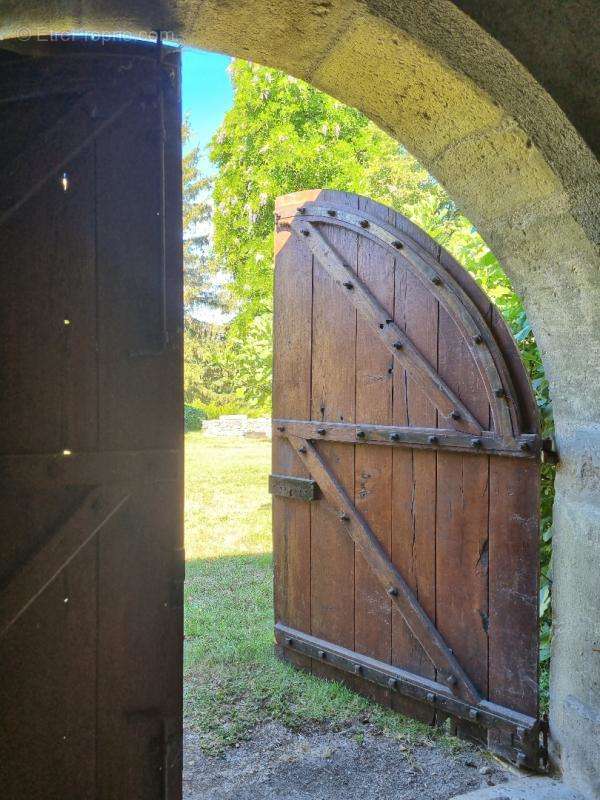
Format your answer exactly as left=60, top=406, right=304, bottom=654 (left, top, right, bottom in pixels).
left=272, top=210, right=313, bottom=673
left=353, top=195, right=394, bottom=704
left=391, top=242, right=438, bottom=723
left=488, top=455, right=539, bottom=716
left=308, top=189, right=357, bottom=682
left=436, top=302, right=491, bottom=698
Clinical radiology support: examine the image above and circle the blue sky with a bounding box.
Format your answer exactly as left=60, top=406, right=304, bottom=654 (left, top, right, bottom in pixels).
left=182, top=48, right=234, bottom=322
left=181, top=48, right=233, bottom=167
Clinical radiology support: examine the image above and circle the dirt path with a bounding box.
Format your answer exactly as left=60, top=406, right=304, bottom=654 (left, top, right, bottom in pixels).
left=183, top=720, right=510, bottom=800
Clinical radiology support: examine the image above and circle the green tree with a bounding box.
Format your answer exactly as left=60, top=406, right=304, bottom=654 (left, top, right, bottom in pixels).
left=182, top=121, right=237, bottom=410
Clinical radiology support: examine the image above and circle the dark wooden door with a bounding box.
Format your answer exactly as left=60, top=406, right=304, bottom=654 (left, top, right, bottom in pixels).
left=0, top=40, right=184, bottom=799
left=272, top=190, right=543, bottom=769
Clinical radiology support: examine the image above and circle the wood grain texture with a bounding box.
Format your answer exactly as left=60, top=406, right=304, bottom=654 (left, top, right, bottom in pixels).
left=488, top=456, right=539, bottom=716
left=353, top=196, right=394, bottom=705
left=391, top=227, right=438, bottom=722
left=308, top=189, right=357, bottom=683
left=272, top=212, right=313, bottom=671
left=436, top=305, right=491, bottom=698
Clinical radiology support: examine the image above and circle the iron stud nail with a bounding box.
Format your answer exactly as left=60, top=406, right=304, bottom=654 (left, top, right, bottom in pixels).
left=327, top=209, right=337, bottom=217
left=431, top=275, right=442, bottom=286
left=298, top=207, right=306, bottom=214
left=317, top=427, right=327, bottom=435
left=318, top=649, right=326, bottom=660
left=494, top=387, right=505, bottom=398
left=426, top=692, right=435, bottom=703
left=428, top=435, right=438, bottom=444
left=286, top=637, right=294, bottom=646
left=450, top=411, right=461, bottom=420
left=277, top=425, right=286, bottom=432
left=520, top=441, right=530, bottom=451
left=301, top=229, right=310, bottom=236
left=393, top=341, right=403, bottom=350
left=359, top=219, right=369, bottom=228
left=471, top=438, right=482, bottom=448
left=388, top=586, right=399, bottom=597
left=390, top=433, right=400, bottom=441
left=388, top=678, right=397, bottom=690
left=356, top=430, right=366, bottom=439
left=469, top=708, right=479, bottom=720
left=298, top=446, right=307, bottom=454
left=392, top=240, right=403, bottom=249
left=473, top=334, right=483, bottom=345
left=343, top=281, right=354, bottom=290
left=339, top=513, right=350, bottom=522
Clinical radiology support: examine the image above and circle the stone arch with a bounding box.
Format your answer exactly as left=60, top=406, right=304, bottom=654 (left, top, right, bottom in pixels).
left=2, top=2, right=599, bottom=796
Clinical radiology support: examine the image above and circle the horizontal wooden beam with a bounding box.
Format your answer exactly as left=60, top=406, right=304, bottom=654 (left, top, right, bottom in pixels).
left=275, top=623, right=541, bottom=769
left=288, top=434, right=481, bottom=705
left=274, top=419, right=540, bottom=459
left=0, top=449, right=182, bottom=487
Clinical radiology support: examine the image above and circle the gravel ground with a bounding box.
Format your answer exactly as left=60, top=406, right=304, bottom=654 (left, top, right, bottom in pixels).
left=183, top=720, right=510, bottom=800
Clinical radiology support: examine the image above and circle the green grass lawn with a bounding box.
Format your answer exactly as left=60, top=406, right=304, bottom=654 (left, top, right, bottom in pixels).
left=183, top=433, right=450, bottom=755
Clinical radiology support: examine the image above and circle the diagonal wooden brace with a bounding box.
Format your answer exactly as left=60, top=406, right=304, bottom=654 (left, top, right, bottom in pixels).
left=291, top=218, right=482, bottom=435
left=0, top=91, right=137, bottom=226
left=0, top=486, right=130, bottom=638
left=288, top=434, right=481, bottom=705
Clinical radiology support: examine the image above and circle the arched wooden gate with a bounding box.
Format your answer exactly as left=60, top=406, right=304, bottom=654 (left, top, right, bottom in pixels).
left=271, top=190, right=544, bottom=769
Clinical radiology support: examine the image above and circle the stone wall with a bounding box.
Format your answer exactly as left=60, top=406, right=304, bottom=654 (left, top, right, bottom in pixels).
left=202, top=415, right=271, bottom=439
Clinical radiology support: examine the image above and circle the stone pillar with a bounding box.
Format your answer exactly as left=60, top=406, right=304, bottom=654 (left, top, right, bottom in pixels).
left=550, top=424, right=600, bottom=798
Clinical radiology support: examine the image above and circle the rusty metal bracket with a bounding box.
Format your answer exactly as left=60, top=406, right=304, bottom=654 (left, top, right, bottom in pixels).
left=541, top=436, right=559, bottom=465
left=269, top=473, right=319, bottom=501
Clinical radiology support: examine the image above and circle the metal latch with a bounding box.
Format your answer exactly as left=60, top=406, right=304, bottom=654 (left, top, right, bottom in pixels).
left=269, top=474, right=319, bottom=501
